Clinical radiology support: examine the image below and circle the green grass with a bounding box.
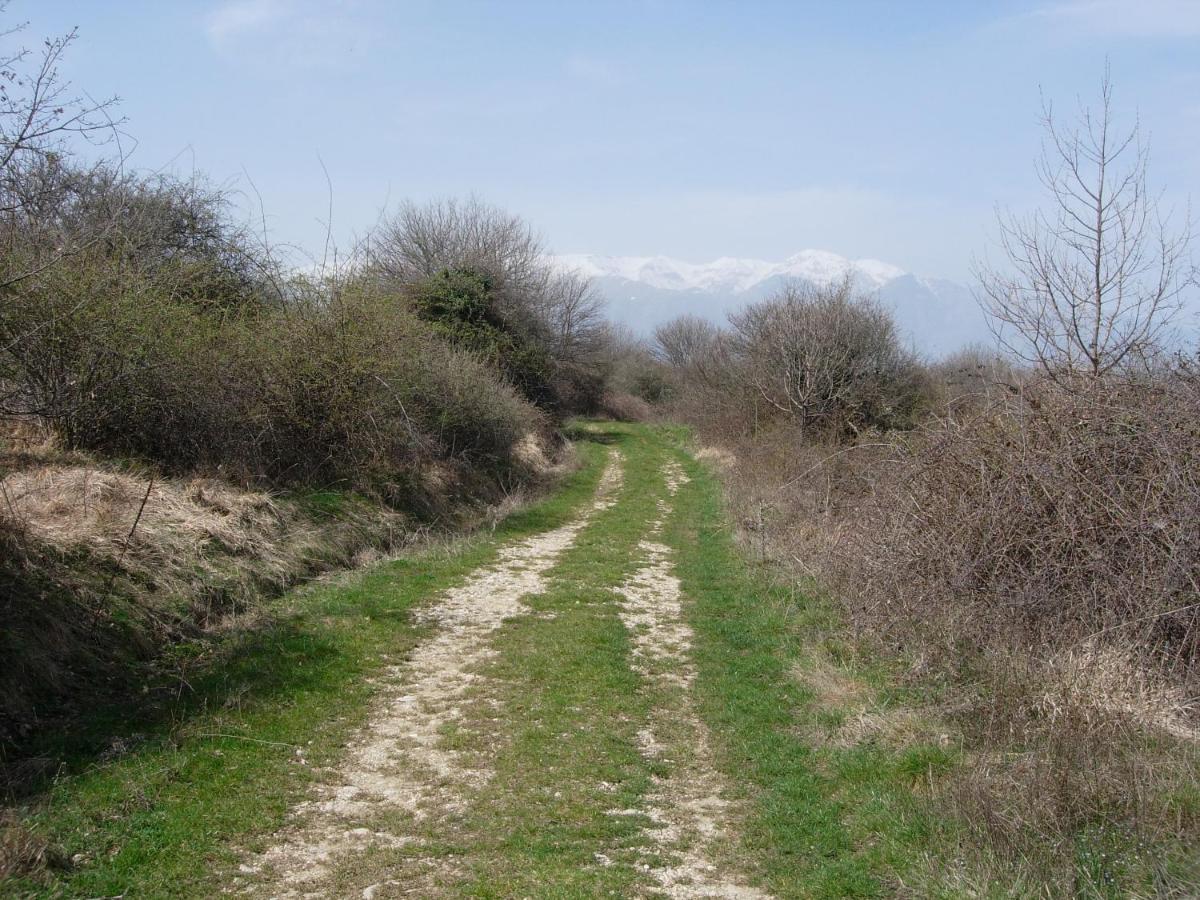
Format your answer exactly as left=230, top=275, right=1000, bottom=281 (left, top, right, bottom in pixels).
left=3, top=440, right=609, bottom=898
left=665, top=430, right=960, bottom=898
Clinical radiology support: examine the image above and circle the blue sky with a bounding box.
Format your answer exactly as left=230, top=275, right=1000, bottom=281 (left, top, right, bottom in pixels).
left=12, top=1, right=1200, bottom=279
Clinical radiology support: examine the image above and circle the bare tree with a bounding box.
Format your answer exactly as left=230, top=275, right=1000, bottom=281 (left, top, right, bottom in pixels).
left=538, top=269, right=608, bottom=359
left=978, top=72, right=1194, bottom=378
left=369, top=197, right=547, bottom=299
left=0, top=19, right=117, bottom=174
left=0, top=12, right=121, bottom=290
left=653, top=314, right=724, bottom=378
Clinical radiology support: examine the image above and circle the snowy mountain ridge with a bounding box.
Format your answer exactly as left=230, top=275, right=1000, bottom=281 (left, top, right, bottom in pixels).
left=551, top=249, right=906, bottom=295
left=550, top=249, right=991, bottom=356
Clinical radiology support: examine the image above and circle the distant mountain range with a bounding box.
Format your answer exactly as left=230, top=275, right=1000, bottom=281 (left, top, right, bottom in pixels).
left=551, top=250, right=991, bottom=357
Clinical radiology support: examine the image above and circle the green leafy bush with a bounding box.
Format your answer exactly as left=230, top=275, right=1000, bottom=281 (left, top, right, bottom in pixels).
left=409, top=267, right=558, bottom=409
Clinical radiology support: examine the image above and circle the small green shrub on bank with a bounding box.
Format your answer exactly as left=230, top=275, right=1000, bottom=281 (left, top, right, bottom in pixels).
left=409, top=267, right=558, bottom=411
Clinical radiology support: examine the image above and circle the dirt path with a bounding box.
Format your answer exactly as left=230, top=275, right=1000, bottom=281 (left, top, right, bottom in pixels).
left=612, top=461, right=770, bottom=899
left=237, top=452, right=623, bottom=898
left=234, top=448, right=767, bottom=898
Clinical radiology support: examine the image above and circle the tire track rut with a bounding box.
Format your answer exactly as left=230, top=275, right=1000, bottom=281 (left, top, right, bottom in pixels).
left=613, top=460, right=770, bottom=899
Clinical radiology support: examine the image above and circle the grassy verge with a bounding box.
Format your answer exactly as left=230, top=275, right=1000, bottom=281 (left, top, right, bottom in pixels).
left=666, top=429, right=961, bottom=898
left=1, top=441, right=607, bottom=898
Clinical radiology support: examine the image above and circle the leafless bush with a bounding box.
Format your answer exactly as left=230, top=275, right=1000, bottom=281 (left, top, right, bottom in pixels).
left=537, top=269, right=609, bottom=360
left=370, top=196, right=544, bottom=292
left=598, top=391, right=652, bottom=422
left=654, top=314, right=724, bottom=374
left=656, top=282, right=930, bottom=441
left=368, top=196, right=551, bottom=333
left=653, top=314, right=759, bottom=438
left=368, top=198, right=619, bottom=415
left=603, top=324, right=671, bottom=405
left=828, top=368, right=1200, bottom=872
left=928, top=344, right=1022, bottom=409
left=728, top=278, right=925, bottom=435
left=837, top=372, right=1200, bottom=684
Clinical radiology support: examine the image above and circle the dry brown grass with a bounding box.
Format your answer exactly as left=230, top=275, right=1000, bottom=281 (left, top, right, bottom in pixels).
left=0, top=811, right=65, bottom=881
left=0, top=422, right=575, bottom=755
left=693, top=446, right=736, bottom=472
left=5, top=466, right=306, bottom=561
left=0, top=462, right=404, bottom=627
left=792, top=652, right=944, bottom=752
left=0, top=452, right=402, bottom=751
left=1040, top=643, right=1199, bottom=743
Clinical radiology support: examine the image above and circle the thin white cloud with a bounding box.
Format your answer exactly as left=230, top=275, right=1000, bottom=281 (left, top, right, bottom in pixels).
left=204, top=0, right=376, bottom=69
left=1029, top=0, right=1200, bottom=37
left=206, top=0, right=290, bottom=45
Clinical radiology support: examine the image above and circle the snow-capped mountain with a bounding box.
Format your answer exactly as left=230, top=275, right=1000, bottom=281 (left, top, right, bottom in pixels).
left=551, top=250, right=990, bottom=357
left=555, top=249, right=904, bottom=295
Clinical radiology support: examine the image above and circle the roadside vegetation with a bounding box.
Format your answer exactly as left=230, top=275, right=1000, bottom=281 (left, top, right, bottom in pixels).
left=1, top=440, right=610, bottom=896
left=653, top=76, right=1200, bottom=894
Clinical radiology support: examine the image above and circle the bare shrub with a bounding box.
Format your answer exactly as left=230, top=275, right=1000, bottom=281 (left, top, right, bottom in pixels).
left=693, top=367, right=1200, bottom=888
left=598, top=391, right=652, bottom=422
left=654, top=315, right=757, bottom=439
left=821, top=369, right=1200, bottom=874
left=657, top=282, right=930, bottom=441
left=601, top=323, right=671, bottom=406
left=928, top=344, right=1022, bottom=410
left=727, top=279, right=926, bottom=435
left=538, top=269, right=608, bottom=360
left=369, top=196, right=546, bottom=302
left=369, top=199, right=617, bottom=416
left=654, top=314, right=724, bottom=374
left=838, top=373, right=1200, bottom=678
left=700, top=422, right=888, bottom=573
left=368, top=197, right=557, bottom=348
